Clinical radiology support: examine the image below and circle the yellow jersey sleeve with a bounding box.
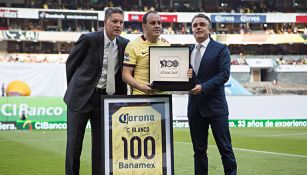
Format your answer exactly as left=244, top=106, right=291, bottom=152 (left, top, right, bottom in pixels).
left=123, top=42, right=137, bottom=66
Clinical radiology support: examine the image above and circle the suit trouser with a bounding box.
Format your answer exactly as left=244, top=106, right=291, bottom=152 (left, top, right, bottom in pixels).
left=65, top=92, right=103, bottom=175
left=188, top=113, right=237, bottom=175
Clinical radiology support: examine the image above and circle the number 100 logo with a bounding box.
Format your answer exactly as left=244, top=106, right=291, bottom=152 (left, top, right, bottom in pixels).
left=122, top=136, right=156, bottom=160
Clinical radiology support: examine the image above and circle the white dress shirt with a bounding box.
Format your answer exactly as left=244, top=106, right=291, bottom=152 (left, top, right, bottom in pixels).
left=191, top=37, right=210, bottom=72
left=96, top=30, right=119, bottom=88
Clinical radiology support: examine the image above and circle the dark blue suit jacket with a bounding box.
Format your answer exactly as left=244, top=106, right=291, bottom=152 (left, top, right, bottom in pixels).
left=188, top=38, right=230, bottom=118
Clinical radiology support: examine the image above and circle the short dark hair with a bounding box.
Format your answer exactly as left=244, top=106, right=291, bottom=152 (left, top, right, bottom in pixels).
left=191, top=14, right=211, bottom=29
left=104, top=7, right=124, bottom=21
left=142, top=11, right=159, bottom=24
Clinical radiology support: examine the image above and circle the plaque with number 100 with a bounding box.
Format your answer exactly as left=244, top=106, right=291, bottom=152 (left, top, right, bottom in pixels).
left=102, top=96, right=174, bottom=175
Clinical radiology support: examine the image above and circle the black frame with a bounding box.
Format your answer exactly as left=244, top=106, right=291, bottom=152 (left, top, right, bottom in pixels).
left=149, top=46, right=193, bottom=91
left=101, top=95, right=174, bottom=175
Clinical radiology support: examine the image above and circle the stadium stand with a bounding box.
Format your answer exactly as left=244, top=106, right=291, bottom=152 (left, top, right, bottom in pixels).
left=1, top=0, right=307, bottom=95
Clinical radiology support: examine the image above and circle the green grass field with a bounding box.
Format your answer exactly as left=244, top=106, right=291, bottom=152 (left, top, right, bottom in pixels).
left=1, top=127, right=307, bottom=175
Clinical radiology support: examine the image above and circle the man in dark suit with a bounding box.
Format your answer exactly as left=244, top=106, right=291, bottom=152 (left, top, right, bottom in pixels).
left=64, top=8, right=129, bottom=175
left=188, top=14, right=237, bottom=175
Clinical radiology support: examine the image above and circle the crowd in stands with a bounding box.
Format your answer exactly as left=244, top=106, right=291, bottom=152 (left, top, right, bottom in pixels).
left=0, top=54, right=67, bottom=63
left=3, top=41, right=307, bottom=56
left=1, top=1, right=307, bottom=64
left=1, top=0, right=307, bottom=35
left=1, top=0, right=306, bottom=13
left=231, top=54, right=248, bottom=65
left=231, top=59, right=247, bottom=65
left=6, top=41, right=74, bottom=54
left=1, top=19, right=306, bottom=36
left=276, top=57, right=307, bottom=65
left=2, top=53, right=307, bottom=65
left=229, top=44, right=307, bottom=55
left=230, top=56, right=307, bottom=65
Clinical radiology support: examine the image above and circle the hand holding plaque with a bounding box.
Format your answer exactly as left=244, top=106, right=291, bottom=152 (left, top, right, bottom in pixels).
left=149, top=46, right=193, bottom=91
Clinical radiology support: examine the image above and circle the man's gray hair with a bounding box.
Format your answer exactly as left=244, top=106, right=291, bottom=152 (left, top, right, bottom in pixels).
left=191, top=14, right=212, bottom=29
left=104, top=7, right=124, bottom=21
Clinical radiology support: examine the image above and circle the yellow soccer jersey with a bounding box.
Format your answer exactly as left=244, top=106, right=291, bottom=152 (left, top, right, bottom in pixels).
left=124, top=35, right=170, bottom=95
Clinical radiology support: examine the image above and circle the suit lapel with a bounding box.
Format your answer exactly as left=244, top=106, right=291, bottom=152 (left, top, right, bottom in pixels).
left=98, top=30, right=104, bottom=66
left=189, top=45, right=194, bottom=54
left=197, top=39, right=214, bottom=75
left=98, top=31, right=124, bottom=69
left=116, top=37, right=123, bottom=69
left=189, top=45, right=194, bottom=68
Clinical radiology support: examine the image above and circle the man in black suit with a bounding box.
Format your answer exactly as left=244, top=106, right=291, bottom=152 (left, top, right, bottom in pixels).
left=64, top=8, right=129, bottom=175
left=188, top=14, right=237, bottom=175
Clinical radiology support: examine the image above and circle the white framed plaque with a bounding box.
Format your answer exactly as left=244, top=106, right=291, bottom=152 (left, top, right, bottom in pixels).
left=149, top=46, right=192, bottom=91
left=101, top=95, right=174, bottom=175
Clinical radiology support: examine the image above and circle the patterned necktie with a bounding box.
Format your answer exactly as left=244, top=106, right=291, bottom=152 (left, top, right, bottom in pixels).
left=106, top=41, right=115, bottom=95
left=194, top=44, right=202, bottom=75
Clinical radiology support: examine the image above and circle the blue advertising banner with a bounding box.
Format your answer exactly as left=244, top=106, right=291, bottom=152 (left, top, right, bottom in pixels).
left=211, top=14, right=266, bottom=23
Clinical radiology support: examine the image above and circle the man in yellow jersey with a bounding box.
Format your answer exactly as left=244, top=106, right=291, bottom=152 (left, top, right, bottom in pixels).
left=122, top=11, right=170, bottom=95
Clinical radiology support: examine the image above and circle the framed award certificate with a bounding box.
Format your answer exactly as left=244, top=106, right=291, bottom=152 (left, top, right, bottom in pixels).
left=101, top=95, right=174, bottom=175
left=149, top=46, right=193, bottom=91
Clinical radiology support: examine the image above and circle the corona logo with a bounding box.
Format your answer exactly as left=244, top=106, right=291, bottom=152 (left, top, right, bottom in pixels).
left=119, top=113, right=155, bottom=124
left=240, top=15, right=260, bottom=23
left=214, top=15, right=235, bottom=22
left=119, top=113, right=129, bottom=124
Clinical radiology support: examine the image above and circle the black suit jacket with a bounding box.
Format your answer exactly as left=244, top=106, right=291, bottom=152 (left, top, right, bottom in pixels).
left=188, top=38, right=230, bottom=117
left=64, top=31, right=129, bottom=111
